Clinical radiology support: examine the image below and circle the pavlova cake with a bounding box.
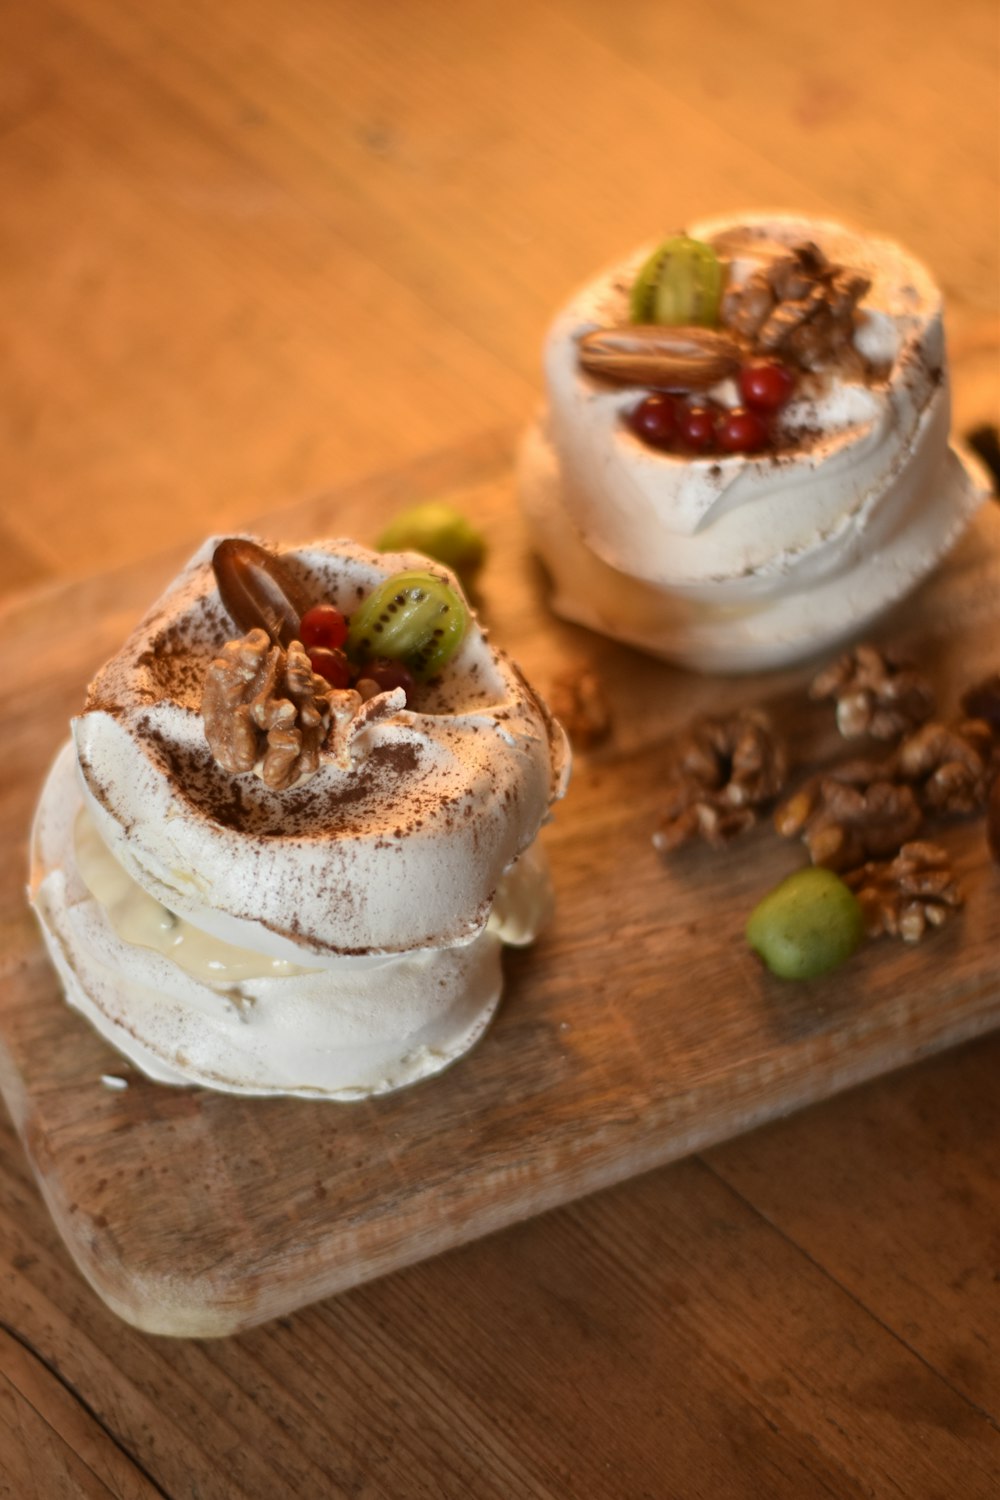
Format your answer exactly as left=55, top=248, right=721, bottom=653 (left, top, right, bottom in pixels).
left=29, top=537, right=569, bottom=1098
left=519, top=212, right=989, bottom=672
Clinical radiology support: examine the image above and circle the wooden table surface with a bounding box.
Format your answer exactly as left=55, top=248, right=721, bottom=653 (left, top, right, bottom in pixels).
left=1, top=0, right=998, bottom=1495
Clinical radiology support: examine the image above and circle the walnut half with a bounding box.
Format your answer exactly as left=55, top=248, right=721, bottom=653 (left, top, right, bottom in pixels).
left=653, top=709, right=789, bottom=853
left=774, top=758, right=923, bottom=872
left=809, top=645, right=935, bottom=742
left=844, top=842, right=963, bottom=943
left=720, top=240, right=871, bottom=373
left=896, top=719, right=995, bottom=815
left=201, top=628, right=336, bottom=791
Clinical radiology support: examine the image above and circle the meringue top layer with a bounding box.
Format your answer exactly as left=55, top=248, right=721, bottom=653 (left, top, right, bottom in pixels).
left=74, top=537, right=569, bottom=960
left=542, top=213, right=947, bottom=596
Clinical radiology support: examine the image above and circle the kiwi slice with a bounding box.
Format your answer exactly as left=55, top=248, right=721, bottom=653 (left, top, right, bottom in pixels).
left=629, top=235, right=725, bottom=327
left=347, top=570, right=468, bottom=680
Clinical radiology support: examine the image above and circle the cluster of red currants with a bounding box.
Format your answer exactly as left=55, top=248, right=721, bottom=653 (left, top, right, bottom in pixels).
left=298, top=604, right=414, bottom=697
left=628, top=359, right=795, bottom=457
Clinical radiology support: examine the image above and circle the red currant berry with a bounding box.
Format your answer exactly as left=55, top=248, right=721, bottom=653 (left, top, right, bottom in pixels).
left=677, top=402, right=719, bottom=454
left=308, top=646, right=352, bottom=688
left=299, top=603, right=348, bottom=651
left=628, top=392, right=679, bottom=451
left=715, top=407, right=770, bottom=454
left=738, top=360, right=795, bottom=413
left=362, top=658, right=416, bottom=701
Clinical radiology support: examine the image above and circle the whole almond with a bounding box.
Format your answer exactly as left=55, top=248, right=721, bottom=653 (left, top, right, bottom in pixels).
left=212, top=538, right=311, bottom=649
left=578, top=325, right=742, bottom=390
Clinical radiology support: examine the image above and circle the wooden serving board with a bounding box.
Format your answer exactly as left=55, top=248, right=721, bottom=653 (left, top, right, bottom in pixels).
left=2, top=432, right=999, bottom=1338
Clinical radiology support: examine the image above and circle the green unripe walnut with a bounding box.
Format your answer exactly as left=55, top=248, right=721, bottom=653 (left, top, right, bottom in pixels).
left=347, top=570, right=468, bottom=680
left=746, top=867, right=864, bottom=981
left=377, top=502, right=486, bottom=583
left=630, top=235, right=725, bottom=327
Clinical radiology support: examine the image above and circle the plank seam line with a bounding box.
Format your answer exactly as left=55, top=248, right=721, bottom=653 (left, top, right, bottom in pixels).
left=696, top=1159, right=1000, bottom=1437
left=0, top=1317, right=175, bottom=1500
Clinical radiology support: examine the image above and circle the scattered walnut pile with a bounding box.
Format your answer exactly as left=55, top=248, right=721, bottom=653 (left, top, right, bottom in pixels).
left=774, top=758, right=923, bottom=873
left=896, top=719, right=995, bottom=814
left=720, top=241, right=871, bottom=373
left=654, top=649, right=1000, bottom=947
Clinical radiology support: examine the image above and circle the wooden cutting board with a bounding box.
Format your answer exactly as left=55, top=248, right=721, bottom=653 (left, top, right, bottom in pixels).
left=2, top=432, right=999, bottom=1338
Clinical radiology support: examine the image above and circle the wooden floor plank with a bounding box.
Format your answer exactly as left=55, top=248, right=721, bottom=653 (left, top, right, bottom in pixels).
left=708, top=1035, right=1000, bottom=1420
left=3, top=1109, right=997, bottom=1500
left=0, top=0, right=528, bottom=578
left=554, top=0, right=1000, bottom=312
left=0, top=1327, right=161, bottom=1499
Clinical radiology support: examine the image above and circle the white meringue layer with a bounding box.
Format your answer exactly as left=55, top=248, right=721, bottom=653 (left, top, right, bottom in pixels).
left=74, top=537, right=569, bottom=960
left=30, top=743, right=552, bottom=1099
left=520, top=213, right=988, bottom=671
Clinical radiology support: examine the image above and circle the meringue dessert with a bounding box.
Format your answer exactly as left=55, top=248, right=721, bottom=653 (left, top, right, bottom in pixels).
left=29, top=537, right=569, bottom=1098
left=519, top=212, right=989, bottom=673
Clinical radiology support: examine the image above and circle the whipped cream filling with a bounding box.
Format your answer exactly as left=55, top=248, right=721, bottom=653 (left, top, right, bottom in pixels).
left=73, top=802, right=309, bottom=983
left=520, top=213, right=988, bottom=671
left=30, top=743, right=554, bottom=1099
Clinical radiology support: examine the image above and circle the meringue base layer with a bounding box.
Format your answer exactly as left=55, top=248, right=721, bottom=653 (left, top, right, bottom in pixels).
left=29, top=743, right=536, bottom=1100
left=520, top=422, right=988, bottom=673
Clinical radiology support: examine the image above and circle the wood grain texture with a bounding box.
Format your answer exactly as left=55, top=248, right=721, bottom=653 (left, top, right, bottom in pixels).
left=2, top=0, right=995, bottom=586
left=2, top=449, right=1000, bottom=1338
left=1, top=0, right=998, bottom=1491
left=0, top=1327, right=163, bottom=1499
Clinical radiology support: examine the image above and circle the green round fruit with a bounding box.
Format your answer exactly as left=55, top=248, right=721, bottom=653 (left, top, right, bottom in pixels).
left=630, top=235, right=725, bottom=327
left=746, top=867, right=864, bottom=981
left=376, top=502, right=486, bottom=582
left=346, top=570, right=468, bottom=680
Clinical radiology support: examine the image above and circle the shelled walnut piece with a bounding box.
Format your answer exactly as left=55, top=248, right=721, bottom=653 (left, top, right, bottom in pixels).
left=653, top=709, right=788, bottom=853
left=720, top=241, right=871, bottom=373
left=896, top=718, right=996, bottom=814
left=202, top=629, right=344, bottom=791
left=202, top=629, right=408, bottom=789
left=844, top=842, right=962, bottom=943
left=809, top=645, right=934, bottom=742
left=774, top=758, right=923, bottom=872
left=548, top=666, right=611, bottom=750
